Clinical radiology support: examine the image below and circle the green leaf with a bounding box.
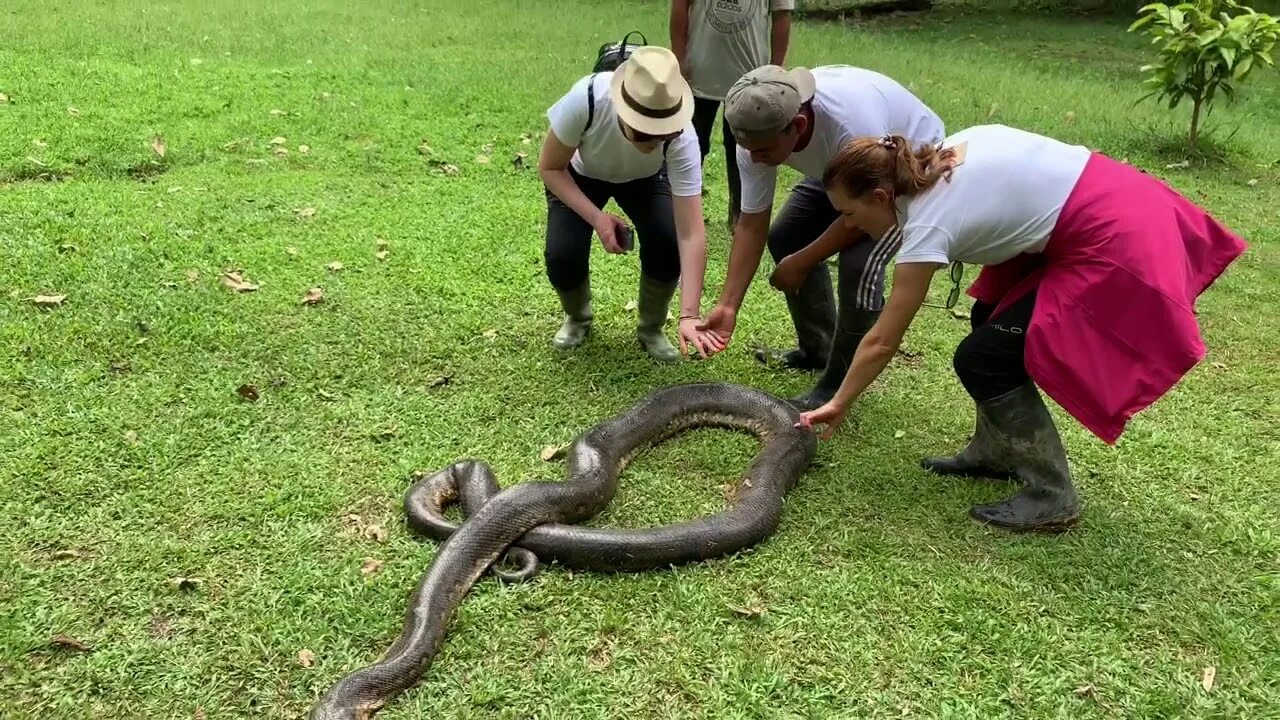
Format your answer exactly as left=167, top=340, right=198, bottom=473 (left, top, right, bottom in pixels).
left=1234, top=54, right=1255, bottom=77
left=1220, top=45, right=1238, bottom=65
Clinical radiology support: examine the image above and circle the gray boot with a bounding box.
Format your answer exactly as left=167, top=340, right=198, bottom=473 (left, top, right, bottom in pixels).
left=968, top=382, right=1081, bottom=532
left=789, top=308, right=880, bottom=411
left=551, top=280, right=592, bottom=350
left=921, top=403, right=1016, bottom=480
left=754, top=262, right=836, bottom=371
left=635, top=275, right=680, bottom=362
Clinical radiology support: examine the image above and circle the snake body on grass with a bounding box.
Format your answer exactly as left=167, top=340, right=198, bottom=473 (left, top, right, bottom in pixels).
left=310, top=382, right=817, bottom=719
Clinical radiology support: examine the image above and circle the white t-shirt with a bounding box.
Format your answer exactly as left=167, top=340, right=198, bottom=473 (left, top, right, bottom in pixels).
left=686, top=0, right=796, bottom=101
left=894, top=124, right=1091, bottom=267
left=545, top=72, right=703, bottom=197
left=737, top=65, right=946, bottom=214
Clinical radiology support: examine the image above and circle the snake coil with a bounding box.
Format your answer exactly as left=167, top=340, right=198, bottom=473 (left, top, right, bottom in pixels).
left=310, top=382, right=817, bottom=719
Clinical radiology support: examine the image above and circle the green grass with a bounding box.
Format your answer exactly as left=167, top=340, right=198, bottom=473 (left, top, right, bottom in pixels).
left=3, top=1, right=1278, bottom=718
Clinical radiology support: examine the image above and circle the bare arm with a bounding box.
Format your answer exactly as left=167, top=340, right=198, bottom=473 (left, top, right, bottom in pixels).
left=671, top=193, right=708, bottom=318
left=538, top=130, right=599, bottom=224
left=833, top=262, right=939, bottom=404
left=717, top=208, right=771, bottom=311
left=670, top=0, right=692, bottom=75
left=770, top=8, right=792, bottom=66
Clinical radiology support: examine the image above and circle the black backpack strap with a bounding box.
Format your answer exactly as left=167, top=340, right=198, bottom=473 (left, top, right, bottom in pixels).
left=583, top=72, right=599, bottom=134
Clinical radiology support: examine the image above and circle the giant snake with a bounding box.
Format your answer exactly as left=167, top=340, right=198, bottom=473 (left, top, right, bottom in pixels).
left=309, top=382, right=818, bottom=719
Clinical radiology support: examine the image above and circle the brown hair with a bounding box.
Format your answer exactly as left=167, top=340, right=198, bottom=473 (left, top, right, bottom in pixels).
left=821, top=134, right=957, bottom=199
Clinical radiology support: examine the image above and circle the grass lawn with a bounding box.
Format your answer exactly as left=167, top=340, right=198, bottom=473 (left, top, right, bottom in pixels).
left=2, top=1, right=1278, bottom=718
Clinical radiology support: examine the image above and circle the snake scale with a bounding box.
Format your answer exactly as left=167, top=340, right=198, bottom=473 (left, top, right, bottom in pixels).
left=309, top=382, right=818, bottom=719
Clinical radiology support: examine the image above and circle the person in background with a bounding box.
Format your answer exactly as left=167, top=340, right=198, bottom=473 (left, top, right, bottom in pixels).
left=670, top=0, right=794, bottom=232
left=695, top=64, right=945, bottom=410
left=538, top=46, right=719, bottom=362
left=795, top=124, right=1247, bottom=532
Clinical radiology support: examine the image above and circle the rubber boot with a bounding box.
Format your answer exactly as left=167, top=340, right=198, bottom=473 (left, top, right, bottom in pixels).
left=754, top=262, right=835, bottom=371
left=921, top=403, right=1016, bottom=481
left=551, top=280, right=592, bottom=350
left=968, top=382, right=1081, bottom=532
left=789, top=308, right=880, bottom=411
left=635, top=274, right=680, bottom=362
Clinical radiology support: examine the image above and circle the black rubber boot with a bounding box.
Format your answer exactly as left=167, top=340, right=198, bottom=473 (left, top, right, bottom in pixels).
left=635, top=274, right=680, bottom=362
left=921, top=404, right=1016, bottom=481
left=968, top=382, right=1081, bottom=532
left=788, top=308, right=880, bottom=411
left=551, top=279, right=592, bottom=350
left=754, top=263, right=835, bottom=371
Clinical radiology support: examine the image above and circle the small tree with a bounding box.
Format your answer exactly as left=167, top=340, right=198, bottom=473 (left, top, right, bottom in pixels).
left=1129, top=0, right=1280, bottom=153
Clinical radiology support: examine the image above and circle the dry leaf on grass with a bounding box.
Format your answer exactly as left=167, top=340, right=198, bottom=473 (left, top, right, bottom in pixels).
left=730, top=601, right=766, bottom=618
left=52, top=549, right=85, bottom=560
left=49, top=634, right=91, bottom=652
left=1166, top=160, right=1191, bottom=170
left=326, top=261, right=344, bottom=272
left=893, top=430, right=906, bottom=439
left=540, top=445, right=564, bottom=462
left=297, top=649, right=316, bottom=668
left=236, top=384, right=260, bottom=402
left=418, top=141, right=432, bottom=155
left=185, top=269, right=200, bottom=283
left=169, top=577, right=203, bottom=592
left=298, top=144, right=310, bottom=154
left=427, top=373, right=452, bottom=388
left=285, top=246, right=299, bottom=257
left=1064, top=111, right=1077, bottom=124
left=1246, top=179, right=1259, bottom=187
left=124, top=430, right=139, bottom=445
left=0, top=93, right=9, bottom=103
left=295, top=207, right=316, bottom=219
left=475, top=154, right=491, bottom=164
left=520, top=133, right=532, bottom=145
left=31, top=294, right=66, bottom=309
left=161, top=281, right=179, bottom=289
left=270, top=109, right=285, bottom=116
left=302, top=287, right=324, bottom=306
left=58, top=243, right=78, bottom=253
left=273, top=146, right=288, bottom=158
left=67, top=106, right=80, bottom=116
left=1073, top=683, right=1096, bottom=698
left=1201, top=666, right=1216, bottom=692
left=375, top=250, right=389, bottom=261
left=360, top=557, right=384, bottom=576
left=586, top=635, right=615, bottom=669
left=987, top=103, right=999, bottom=118
left=317, top=389, right=336, bottom=401
left=513, top=152, right=528, bottom=170
left=376, top=238, right=390, bottom=251
left=362, top=524, right=389, bottom=543
left=152, top=136, right=167, bottom=157
left=624, top=300, right=638, bottom=312
left=482, top=328, right=498, bottom=339
left=220, top=271, right=259, bottom=292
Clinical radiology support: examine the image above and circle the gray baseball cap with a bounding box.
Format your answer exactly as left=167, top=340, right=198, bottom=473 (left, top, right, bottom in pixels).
left=724, top=65, right=817, bottom=136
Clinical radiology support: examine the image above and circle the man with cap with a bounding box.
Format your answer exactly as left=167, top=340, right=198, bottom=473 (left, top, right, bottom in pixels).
left=538, top=46, right=719, bottom=362
left=695, top=64, right=945, bottom=409
left=669, top=0, right=795, bottom=232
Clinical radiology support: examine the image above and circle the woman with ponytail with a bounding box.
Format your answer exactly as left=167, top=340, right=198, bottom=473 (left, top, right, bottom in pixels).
left=793, top=124, right=1247, bottom=532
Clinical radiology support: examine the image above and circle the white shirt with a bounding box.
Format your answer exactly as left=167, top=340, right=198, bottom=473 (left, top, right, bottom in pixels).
left=737, top=65, right=946, bottom=214
left=546, top=72, right=703, bottom=197
left=686, top=0, right=796, bottom=101
left=894, top=124, right=1091, bottom=267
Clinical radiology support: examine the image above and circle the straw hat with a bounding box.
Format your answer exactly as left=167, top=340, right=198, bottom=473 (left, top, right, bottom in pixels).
left=609, top=46, right=694, bottom=136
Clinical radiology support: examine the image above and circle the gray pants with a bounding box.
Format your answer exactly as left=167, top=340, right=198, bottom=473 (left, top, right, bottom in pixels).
left=766, top=177, right=894, bottom=359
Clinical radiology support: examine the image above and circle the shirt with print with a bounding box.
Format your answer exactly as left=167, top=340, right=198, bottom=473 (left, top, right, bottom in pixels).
left=546, top=72, right=702, bottom=197
left=686, top=0, right=796, bottom=101
left=893, top=124, right=1091, bottom=268
left=736, top=65, right=946, bottom=214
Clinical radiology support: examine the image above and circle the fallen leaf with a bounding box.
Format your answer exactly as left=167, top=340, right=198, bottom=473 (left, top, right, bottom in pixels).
left=270, top=136, right=287, bottom=146
left=148, top=613, right=173, bottom=639
left=482, top=328, right=498, bottom=339
left=475, top=154, right=491, bottom=164
left=893, top=430, right=906, bottom=439
left=124, top=430, right=139, bottom=445
left=0, top=93, right=8, bottom=103
left=185, top=269, right=200, bottom=283
left=161, top=281, right=179, bottom=289
left=1189, top=492, right=1203, bottom=501
left=481, top=143, right=494, bottom=155
left=285, top=246, right=299, bottom=257
left=326, top=261, right=344, bottom=272
left=376, top=238, right=390, bottom=251
left=49, top=634, right=91, bottom=652
left=270, top=109, right=285, bottom=116
left=1073, top=683, right=1096, bottom=698
left=298, top=144, right=310, bottom=154
left=427, top=374, right=452, bottom=388
left=317, top=389, right=336, bottom=401
left=375, top=250, right=389, bottom=261
left=169, top=577, right=203, bottom=592
left=1211, top=361, right=1227, bottom=370
left=67, top=106, right=80, bottom=116
left=986, top=103, right=998, bottom=118
left=1246, top=178, right=1258, bottom=187
left=302, top=287, right=324, bottom=306
left=194, top=709, right=207, bottom=720
left=729, top=601, right=766, bottom=618
left=374, top=427, right=398, bottom=441
left=520, top=133, right=532, bottom=145
left=586, top=635, right=614, bottom=669
left=949, top=308, right=971, bottom=321
left=418, top=141, right=432, bottom=155
left=1064, top=111, right=1077, bottom=124
left=360, top=557, right=383, bottom=576
left=540, top=445, right=564, bottom=462
left=52, top=549, right=85, bottom=560
left=31, top=294, right=66, bottom=308
left=1166, top=160, right=1191, bottom=170
left=220, top=271, right=259, bottom=293
left=58, top=243, right=77, bottom=253
left=296, top=207, right=316, bottom=219
left=236, top=384, right=260, bottom=402
left=110, top=361, right=131, bottom=373
left=32, top=138, right=47, bottom=148
left=1201, top=666, right=1216, bottom=692
left=624, top=300, right=638, bottom=312
left=722, top=481, right=738, bottom=503
left=439, top=163, right=459, bottom=175
left=297, top=649, right=316, bottom=668
left=150, top=136, right=168, bottom=158
left=363, top=524, right=389, bottom=543
left=513, top=152, right=528, bottom=170
left=190, top=57, right=203, bottom=65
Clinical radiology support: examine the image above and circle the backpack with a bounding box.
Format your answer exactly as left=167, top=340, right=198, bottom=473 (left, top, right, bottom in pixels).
left=582, top=31, right=673, bottom=157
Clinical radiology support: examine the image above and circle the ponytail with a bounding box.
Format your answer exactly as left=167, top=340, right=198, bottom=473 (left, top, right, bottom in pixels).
left=822, top=134, right=956, bottom=199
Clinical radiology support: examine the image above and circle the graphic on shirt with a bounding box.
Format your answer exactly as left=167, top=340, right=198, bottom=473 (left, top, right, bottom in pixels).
left=707, top=0, right=761, bottom=34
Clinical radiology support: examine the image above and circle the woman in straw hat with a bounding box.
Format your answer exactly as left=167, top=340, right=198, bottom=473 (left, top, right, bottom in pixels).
left=794, top=124, right=1246, bottom=532
left=538, top=46, right=722, bottom=361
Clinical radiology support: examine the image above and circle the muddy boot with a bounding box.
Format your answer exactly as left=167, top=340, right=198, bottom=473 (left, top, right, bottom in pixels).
left=789, top=308, right=880, bottom=411
left=551, top=280, right=592, bottom=350
left=969, top=382, right=1081, bottom=532
left=754, top=263, right=835, bottom=371
left=635, top=274, right=680, bottom=362
left=921, top=403, right=1016, bottom=481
